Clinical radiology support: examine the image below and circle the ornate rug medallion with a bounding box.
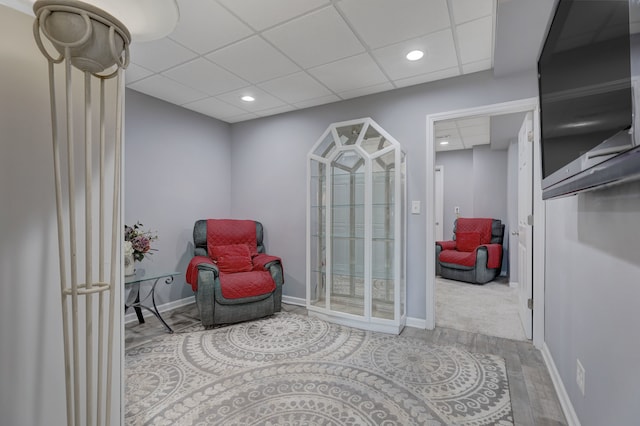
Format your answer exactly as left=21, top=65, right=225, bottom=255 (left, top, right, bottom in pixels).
left=125, top=313, right=514, bottom=425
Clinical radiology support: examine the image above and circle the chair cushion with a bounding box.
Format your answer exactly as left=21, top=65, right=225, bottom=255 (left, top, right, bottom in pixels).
left=211, top=244, right=253, bottom=273
left=439, top=250, right=477, bottom=267
left=219, top=270, right=276, bottom=299
left=207, top=219, right=257, bottom=256
left=456, top=218, right=493, bottom=244
left=456, top=232, right=481, bottom=252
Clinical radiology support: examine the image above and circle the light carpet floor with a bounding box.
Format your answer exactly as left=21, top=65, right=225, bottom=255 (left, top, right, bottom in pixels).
left=436, top=277, right=527, bottom=341
left=126, top=312, right=514, bottom=425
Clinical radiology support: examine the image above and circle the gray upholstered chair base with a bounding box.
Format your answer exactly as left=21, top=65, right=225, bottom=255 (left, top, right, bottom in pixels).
left=436, top=245, right=500, bottom=284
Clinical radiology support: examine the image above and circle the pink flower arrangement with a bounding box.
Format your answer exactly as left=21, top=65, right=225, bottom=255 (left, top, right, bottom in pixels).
left=124, top=222, right=158, bottom=262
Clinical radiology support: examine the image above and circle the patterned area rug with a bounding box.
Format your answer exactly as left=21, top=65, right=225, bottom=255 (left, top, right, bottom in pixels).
left=125, top=313, right=514, bottom=425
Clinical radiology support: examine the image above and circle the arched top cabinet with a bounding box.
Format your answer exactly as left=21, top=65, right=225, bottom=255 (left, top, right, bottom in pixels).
left=306, top=118, right=406, bottom=334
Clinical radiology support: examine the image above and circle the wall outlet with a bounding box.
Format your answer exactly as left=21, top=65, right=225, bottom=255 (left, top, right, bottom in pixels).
left=454, top=206, right=460, bottom=214
left=411, top=200, right=421, bottom=214
left=576, top=359, right=586, bottom=396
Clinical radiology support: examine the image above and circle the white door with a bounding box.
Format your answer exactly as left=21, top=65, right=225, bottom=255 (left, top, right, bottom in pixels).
left=517, top=113, right=533, bottom=339
left=434, top=165, right=444, bottom=241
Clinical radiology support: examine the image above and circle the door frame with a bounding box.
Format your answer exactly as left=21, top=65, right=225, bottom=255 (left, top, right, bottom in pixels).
left=425, top=97, right=546, bottom=348
left=434, top=165, right=444, bottom=242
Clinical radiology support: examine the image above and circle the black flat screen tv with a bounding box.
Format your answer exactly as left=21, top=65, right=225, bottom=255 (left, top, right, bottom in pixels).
left=538, top=0, right=640, bottom=199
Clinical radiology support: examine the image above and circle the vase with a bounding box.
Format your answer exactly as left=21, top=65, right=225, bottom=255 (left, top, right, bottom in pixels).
left=124, top=253, right=135, bottom=276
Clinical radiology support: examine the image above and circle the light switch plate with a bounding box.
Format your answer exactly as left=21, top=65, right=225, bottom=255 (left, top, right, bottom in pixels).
left=411, top=200, right=420, bottom=214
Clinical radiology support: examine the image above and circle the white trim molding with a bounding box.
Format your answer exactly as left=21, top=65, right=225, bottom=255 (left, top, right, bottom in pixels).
left=541, top=343, right=581, bottom=426
left=282, top=295, right=306, bottom=306
left=425, top=97, right=546, bottom=349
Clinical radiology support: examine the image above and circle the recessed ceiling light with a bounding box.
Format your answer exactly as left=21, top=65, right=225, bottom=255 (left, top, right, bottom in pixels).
left=439, top=141, right=449, bottom=145
left=406, top=50, right=424, bottom=61
left=241, top=95, right=255, bottom=102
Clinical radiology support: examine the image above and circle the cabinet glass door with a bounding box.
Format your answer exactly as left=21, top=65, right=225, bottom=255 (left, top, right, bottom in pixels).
left=330, top=150, right=365, bottom=316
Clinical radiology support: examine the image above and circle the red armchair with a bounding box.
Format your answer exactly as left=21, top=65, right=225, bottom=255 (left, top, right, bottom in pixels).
left=186, top=219, right=283, bottom=327
left=435, top=218, right=504, bottom=284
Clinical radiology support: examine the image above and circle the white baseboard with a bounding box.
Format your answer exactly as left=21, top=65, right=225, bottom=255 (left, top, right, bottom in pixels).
left=282, top=296, right=427, bottom=330
left=406, top=316, right=427, bottom=329
left=282, top=295, right=306, bottom=306
left=125, top=295, right=195, bottom=325
left=282, top=295, right=427, bottom=330
left=541, top=342, right=581, bottom=426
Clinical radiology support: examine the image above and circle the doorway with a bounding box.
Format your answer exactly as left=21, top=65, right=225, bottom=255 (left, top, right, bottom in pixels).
left=425, top=98, right=546, bottom=348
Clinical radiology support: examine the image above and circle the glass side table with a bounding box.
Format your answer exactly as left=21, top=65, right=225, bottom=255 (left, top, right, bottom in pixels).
left=124, top=270, right=180, bottom=333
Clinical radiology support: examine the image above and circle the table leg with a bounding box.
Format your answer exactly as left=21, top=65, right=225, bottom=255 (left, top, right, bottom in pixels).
left=133, top=292, right=145, bottom=324
left=124, top=282, right=145, bottom=324
left=125, top=275, right=175, bottom=333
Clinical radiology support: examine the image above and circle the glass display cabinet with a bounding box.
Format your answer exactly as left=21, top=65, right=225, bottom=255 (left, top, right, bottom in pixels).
left=307, top=118, right=406, bottom=334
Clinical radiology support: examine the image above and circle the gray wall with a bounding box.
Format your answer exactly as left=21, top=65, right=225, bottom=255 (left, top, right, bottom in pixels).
left=472, top=146, right=508, bottom=223
left=434, top=150, right=474, bottom=239
left=125, top=90, right=232, bottom=305
left=0, top=6, right=120, bottom=424
left=228, top=68, right=537, bottom=316
left=545, top=182, right=640, bottom=426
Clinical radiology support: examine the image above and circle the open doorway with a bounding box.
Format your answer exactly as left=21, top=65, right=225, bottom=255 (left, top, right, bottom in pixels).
left=433, top=112, right=528, bottom=341
left=425, top=98, right=546, bottom=348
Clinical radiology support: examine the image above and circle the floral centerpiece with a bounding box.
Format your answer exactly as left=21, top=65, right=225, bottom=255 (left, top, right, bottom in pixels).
left=124, top=222, right=157, bottom=275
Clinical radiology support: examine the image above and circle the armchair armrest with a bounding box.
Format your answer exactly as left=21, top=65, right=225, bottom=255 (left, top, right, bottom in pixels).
left=186, top=256, right=219, bottom=292
left=436, top=240, right=457, bottom=250
left=478, top=244, right=502, bottom=269
left=252, top=253, right=284, bottom=286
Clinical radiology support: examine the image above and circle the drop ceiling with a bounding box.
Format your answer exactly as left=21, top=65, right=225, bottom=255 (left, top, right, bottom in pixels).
left=126, top=0, right=497, bottom=123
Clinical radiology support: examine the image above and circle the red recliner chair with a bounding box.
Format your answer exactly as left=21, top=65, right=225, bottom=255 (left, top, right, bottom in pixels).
left=435, top=218, right=504, bottom=284
left=186, top=219, right=284, bottom=327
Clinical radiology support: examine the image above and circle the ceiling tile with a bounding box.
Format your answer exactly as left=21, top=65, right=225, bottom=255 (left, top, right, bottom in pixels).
left=226, top=112, right=261, bottom=123
left=457, top=116, right=489, bottom=127
left=294, top=94, right=341, bottom=109
left=463, top=134, right=490, bottom=146
left=128, top=75, right=207, bottom=105
left=451, top=0, right=493, bottom=25
left=162, top=58, right=249, bottom=95
left=462, top=59, right=492, bottom=74
left=219, top=0, right=330, bottom=31
left=338, top=82, right=394, bottom=100
left=262, top=6, right=364, bottom=68
left=182, top=97, right=249, bottom=119
left=338, top=0, right=450, bottom=48
left=216, top=87, right=287, bottom=112
left=257, top=72, right=332, bottom=104
left=459, top=125, right=489, bottom=138
left=435, top=128, right=459, bottom=139
left=436, top=120, right=458, bottom=131
left=119, top=1, right=498, bottom=124
left=255, top=105, right=297, bottom=117
left=169, top=0, right=253, bottom=54
left=456, top=16, right=494, bottom=65
left=393, top=67, right=460, bottom=88
left=130, top=38, right=197, bottom=72
left=206, top=36, right=300, bottom=83
left=373, top=29, right=458, bottom=80
left=436, top=139, right=465, bottom=152
left=125, top=63, right=153, bottom=84
left=308, top=53, right=388, bottom=93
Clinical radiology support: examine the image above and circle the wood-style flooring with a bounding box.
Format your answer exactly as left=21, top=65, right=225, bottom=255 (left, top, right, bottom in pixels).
left=125, top=303, right=567, bottom=426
